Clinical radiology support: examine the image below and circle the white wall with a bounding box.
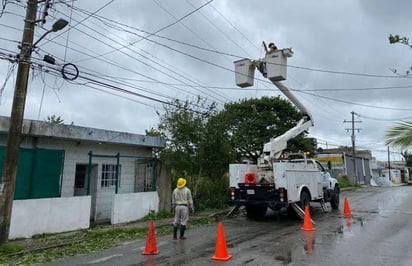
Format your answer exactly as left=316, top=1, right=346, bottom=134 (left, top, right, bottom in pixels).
left=9, top=196, right=91, bottom=239
left=33, top=139, right=151, bottom=197
left=111, top=192, right=159, bottom=224
left=32, top=138, right=152, bottom=221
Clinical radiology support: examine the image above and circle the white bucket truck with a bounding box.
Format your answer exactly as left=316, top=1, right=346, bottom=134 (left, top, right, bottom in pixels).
left=230, top=45, right=339, bottom=219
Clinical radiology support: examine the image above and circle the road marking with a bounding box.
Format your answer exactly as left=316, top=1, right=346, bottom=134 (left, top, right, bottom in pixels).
left=87, top=254, right=123, bottom=264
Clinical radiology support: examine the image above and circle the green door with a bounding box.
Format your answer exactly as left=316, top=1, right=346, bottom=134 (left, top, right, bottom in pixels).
left=0, top=146, right=64, bottom=199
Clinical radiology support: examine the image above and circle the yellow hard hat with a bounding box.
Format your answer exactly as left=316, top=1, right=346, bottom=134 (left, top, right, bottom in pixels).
left=177, top=177, right=187, bottom=189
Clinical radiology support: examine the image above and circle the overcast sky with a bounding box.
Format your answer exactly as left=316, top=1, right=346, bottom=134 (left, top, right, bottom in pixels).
left=1, top=0, right=412, bottom=161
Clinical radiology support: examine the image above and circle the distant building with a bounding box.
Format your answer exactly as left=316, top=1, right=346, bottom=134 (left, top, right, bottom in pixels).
left=316, top=146, right=372, bottom=185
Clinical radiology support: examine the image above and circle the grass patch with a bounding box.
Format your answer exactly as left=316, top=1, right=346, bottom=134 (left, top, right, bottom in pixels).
left=142, top=210, right=174, bottom=221
left=337, top=176, right=355, bottom=188
left=0, top=243, right=24, bottom=255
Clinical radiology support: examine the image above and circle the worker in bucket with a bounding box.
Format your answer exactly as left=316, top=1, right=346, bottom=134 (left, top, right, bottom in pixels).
left=267, top=42, right=278, bottom=54
left=172, top=177, right=194, bottom=240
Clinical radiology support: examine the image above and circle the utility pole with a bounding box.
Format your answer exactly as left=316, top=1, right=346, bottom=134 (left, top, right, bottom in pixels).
left=344, top=111, right=362, bottom=184
left=387, top=146, right=391, bottom=181
left=0, top=0, right=38, bottom=243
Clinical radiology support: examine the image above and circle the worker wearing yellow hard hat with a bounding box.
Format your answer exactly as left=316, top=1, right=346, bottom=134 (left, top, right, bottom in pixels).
left=171, top=177, right=194, bottom=240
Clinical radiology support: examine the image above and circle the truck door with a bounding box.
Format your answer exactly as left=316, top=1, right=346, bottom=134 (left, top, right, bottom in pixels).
left=316, top=161, right=330, bottom=188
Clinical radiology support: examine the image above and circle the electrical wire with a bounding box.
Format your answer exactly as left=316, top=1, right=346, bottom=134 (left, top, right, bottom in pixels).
left=0, top=0, right=6, bottom=18
left=50, top=8, right=230, bottom=104
left=0, top=61, right=16, bottom=101
left=32, top=62, right=164, bottom=111
left=152, top=0, right=219, bottom=54
left=184, top=0, right=252, bottom=57
left=208, top=2, right=260, bottom=51
left=58, top=3, right=242, bottom=59
left=63, top=0, right=74, bottom=62
left=32, top=62, right=212, bottom=114
left=4, top=2, right=411, bottom=117
left=295, top=89, right=412, bottom=111
left=40, top=0, right=115, bottom=47
left=74, top=0, right=214, bottom=63
left=356, top=113, right=412, bottom=122
left=3, top=3, right=409, bottom=81
left=266, top=61, right=411, bottom=79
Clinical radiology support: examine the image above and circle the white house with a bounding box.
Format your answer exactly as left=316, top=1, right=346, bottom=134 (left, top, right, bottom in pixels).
left=0, top=116, right=166, bottom=239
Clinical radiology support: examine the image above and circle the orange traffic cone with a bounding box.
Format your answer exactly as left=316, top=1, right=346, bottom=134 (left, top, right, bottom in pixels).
left=142, top=220, right=160, bottom=255
left=301, top=206, right=316, bottom=231
left=343, top=197, right=352, bottom=218
left=211, top=222, right=232, bottom=261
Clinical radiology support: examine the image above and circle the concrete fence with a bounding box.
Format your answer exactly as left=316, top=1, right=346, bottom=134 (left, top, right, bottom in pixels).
left=9, top=196, right=91, bottom=239
left=8, top=191, right=159, bottom=239
left=111, top=191, right=159, bottom=224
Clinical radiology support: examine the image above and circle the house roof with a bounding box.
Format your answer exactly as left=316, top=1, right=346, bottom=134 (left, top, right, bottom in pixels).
left=0, top=116, right=165, bottom=148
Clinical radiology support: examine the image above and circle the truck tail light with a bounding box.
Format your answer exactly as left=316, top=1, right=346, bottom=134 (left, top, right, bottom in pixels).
left=230, top=187, right=235, bottom=200
left=279, top=187, right=285, bottom=202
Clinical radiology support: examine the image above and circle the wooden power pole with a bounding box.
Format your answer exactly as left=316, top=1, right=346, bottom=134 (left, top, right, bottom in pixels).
left=344, top=111, right=362, bottom=184
left=0, top=0, right=38, bottom=243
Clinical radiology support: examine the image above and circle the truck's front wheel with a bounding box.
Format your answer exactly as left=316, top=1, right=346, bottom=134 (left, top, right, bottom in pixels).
left=330, top=186, right=340, bottom=210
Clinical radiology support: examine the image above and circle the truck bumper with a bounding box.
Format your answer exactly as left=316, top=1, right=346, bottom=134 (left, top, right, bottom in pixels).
left=229, top=185, right=288, bottom=211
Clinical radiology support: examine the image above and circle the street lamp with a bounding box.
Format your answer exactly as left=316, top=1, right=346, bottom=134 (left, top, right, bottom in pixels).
left=33, top=18, right=68, bottom=47
left=0, top=9, right=69, bottom=243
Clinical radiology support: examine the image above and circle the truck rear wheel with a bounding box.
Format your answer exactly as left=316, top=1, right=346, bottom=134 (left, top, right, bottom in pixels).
left=246, top=205, right=267, bottom=219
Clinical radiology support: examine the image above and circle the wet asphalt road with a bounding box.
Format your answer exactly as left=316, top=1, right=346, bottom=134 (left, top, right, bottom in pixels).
left=41, top=186, right=412, bottom=266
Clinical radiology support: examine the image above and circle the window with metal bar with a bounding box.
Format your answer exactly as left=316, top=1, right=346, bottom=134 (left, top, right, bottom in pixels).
left=101, top=164, right=121, bottom=188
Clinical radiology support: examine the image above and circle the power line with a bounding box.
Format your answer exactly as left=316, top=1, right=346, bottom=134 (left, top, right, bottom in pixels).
left=60, top=4, right=242, bottom=59
left=47, top=5, right=235, bottom=103
left=296, top=89, right=412, bottom=111
left=35, top=34, right=226, bottom=106
left=40, top=0, right=115, bottom=47
left=32, top=62, right=212, bottom=114
left=356, top=113, right=412, bottom=122
left=184, top=0, right=252, bottom=57
left=6, top=34, right=412, bottom=114
left=7, top=3, right=411, bottom=116
left=74, top=0, right=214, bottom=63
left=208, top=2, right=259, bottom=51
left=267, top=61, right=411, bottom=79
left=50, top=8, right=230, bottom=104
left=3, top=6, right=408, bottom=81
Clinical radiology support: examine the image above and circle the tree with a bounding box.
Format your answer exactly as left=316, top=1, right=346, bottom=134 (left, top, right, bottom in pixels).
left=385, top=34, right=412, bottom=152
left=154, top=97, right=233, bottom=181
left=389, top=34, right=412, bottom=48
left=385, top=121, right=412, bottom=149
left=153, top=96, right=316, bottom=210
left=46, top=115, right=64, bottom=124
left=401, top=150, right=412, bottom=168
left=388, top=34, right=412, bottom=75
left=216, top=96, right=316, bottom=162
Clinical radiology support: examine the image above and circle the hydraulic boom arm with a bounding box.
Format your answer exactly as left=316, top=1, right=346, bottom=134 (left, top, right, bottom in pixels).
left=262, top=81, right=314, bottom=159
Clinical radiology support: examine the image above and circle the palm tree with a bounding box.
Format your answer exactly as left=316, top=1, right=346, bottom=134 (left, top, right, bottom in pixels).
left=385, top=121, right=412, bottom=149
